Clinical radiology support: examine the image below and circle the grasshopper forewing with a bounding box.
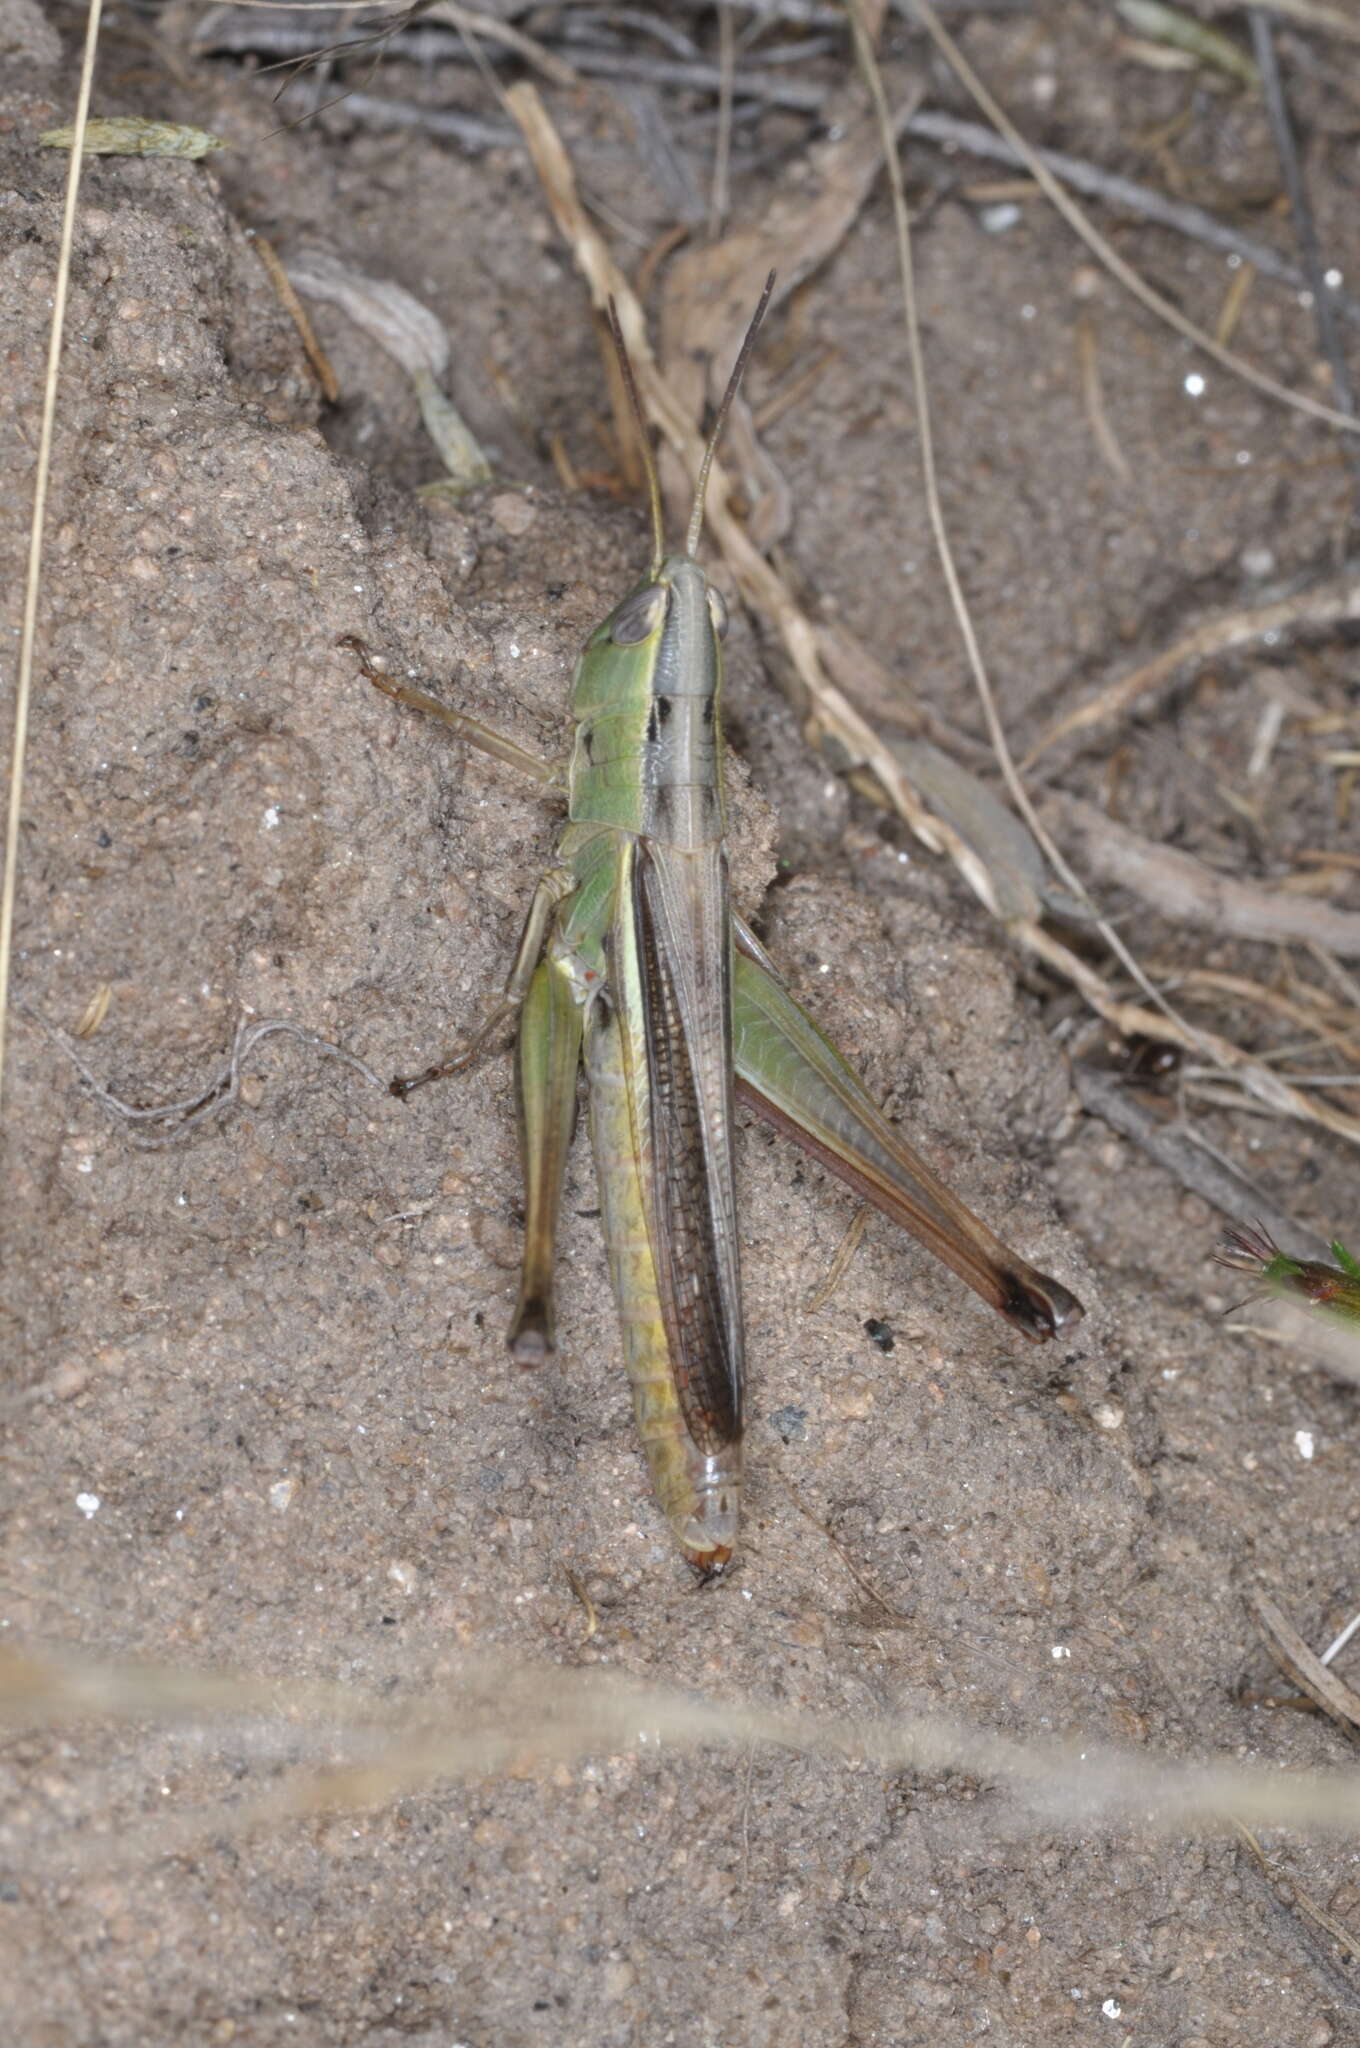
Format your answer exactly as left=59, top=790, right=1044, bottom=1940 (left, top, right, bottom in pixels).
left=368, top=280, right=1082, bottom=1572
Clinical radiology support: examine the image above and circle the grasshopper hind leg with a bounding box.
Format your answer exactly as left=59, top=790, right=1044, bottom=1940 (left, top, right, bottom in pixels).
left=507, top=944, right=585, bottom=1364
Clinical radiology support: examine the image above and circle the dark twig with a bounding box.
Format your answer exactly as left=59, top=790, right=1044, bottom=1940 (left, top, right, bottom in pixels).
left=298, top=84, right=515, bottom=148
left=905, top=108, right=1360, bottom=330
left=1249, top=11, right=1360, bottom=489
left=1071, top=1064, right=1326, bottom=1259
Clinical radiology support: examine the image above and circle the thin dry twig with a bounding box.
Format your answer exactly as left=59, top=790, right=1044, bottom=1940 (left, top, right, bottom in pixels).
left=902, top=107, right=1360, bottom=325
left=1071, top=1065, right=1326, bottom=1256
left=1076, top=312, right=1130, bottom=482
left=1048, top=793, right=1360, bottom=959
left=1028, top=567, right=1360, bottom=763
left=1, top=0, right=105, bottom=1119
left=802, top=1207, right=870, bottom=1313
left=708, top=0, right=736, bottom=241
left=1248, top=1588, right=1360, bottom=1739
left=1233, top=1822, right=1360, bottom=2014
left=905, top=0, right=1360, bottom=435
left=252, top=232, right=340, bottom=401
left=847, top=10, right=1213, bottom=1050
left=1166, top=966, right=1360, bottom=1065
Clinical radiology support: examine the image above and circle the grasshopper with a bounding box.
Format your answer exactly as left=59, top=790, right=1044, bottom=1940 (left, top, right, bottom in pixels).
left=361, top=282, right=1083, bottom=1573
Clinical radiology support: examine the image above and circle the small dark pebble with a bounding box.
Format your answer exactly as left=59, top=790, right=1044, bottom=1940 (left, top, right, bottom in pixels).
left=770, top=1404, right=808, bottom=1444
left=863, top=1318, right=895, bottom=1353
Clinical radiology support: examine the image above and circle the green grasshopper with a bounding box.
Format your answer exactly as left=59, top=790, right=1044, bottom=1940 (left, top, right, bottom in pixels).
left=361, top=282, right=1083, bottom=1573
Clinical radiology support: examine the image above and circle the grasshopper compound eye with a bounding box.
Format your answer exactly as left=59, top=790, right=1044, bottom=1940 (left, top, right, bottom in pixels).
left=706, top=586, right=729, bottom=641
left=610, top=584, right=669, bottom=645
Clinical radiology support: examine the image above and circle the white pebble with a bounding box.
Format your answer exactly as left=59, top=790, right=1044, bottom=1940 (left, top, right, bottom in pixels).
left=75, top=1492, right=100, bottom=1518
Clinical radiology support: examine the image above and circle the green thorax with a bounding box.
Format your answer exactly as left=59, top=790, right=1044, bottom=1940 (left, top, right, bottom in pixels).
left=567, top=552, right=726, bottom=849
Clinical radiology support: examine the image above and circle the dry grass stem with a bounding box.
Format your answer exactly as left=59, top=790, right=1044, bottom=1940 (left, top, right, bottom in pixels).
left=802, top=1207, right=870, bottom=1313
left=1076, top=312, right=1131, bottom=482
left=1, top=0, right=105, bottom=1119
left=1165, top=967, right=1360, bottom=1063
left=1232, top=1822, right=1360, bottom=2010
left=1215, top=261, right=1256, bottom=347
left=850, top=12, right=1228, bottom=1060
left=252, top=232, right=340, bottom=400
left=18, top=1633, right=1360, bottom=1872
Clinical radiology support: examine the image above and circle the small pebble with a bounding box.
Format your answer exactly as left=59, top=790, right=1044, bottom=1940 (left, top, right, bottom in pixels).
left=489, top=491, right=536, bottom=538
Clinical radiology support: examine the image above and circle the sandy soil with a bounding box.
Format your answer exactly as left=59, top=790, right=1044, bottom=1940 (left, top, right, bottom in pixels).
left=3, top=4, right=1360, bottom=2043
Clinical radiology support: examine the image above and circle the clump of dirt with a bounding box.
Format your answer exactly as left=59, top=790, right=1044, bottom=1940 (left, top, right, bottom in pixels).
left=3, top=6, right=1359, bottom=2045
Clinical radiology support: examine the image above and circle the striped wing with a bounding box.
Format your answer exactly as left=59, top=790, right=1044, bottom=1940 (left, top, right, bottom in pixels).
left=613, top=838, right=744, bottom=1451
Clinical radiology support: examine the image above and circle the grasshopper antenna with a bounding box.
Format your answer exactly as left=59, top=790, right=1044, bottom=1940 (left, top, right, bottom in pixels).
left=606, top=298, right=665, bottom=578
left=685, top=269, right=776, bottom=561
